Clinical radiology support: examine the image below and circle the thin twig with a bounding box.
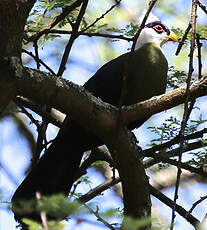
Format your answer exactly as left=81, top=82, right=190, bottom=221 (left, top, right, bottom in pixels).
left=143, top=128, right=207, bottom=157
left=170, top=1, right=198, bottom=229
left=81, top=0, right=122, bottom=33
left=22, top=49, right=56, bottom=75
left=16, top=100, right=50, bottom=166
left=78, top=178, right=199, bottom=228
left=33, top=41, right=51, bottom=165
left=57, top=0, right=89, bottom=76
left=26, top=29, right=133, bottom=42
left=27, top=0, right=85, bottom=42
left=144, top=153, right=207, bottom=178
left=18, top=103, right=46, bottom=167
left=78, top=177, right=120, bottom=203
left=83, top=204, right=116, bottom=230
left=56, top=30, right=132, bottom=41
left=33, top=40, right=41, bottom=70
left=14, top=96, right=62, bottom=128
left=198, top=1, right=207, bottom=14
left=19, top=104, right=40, bottom=128
left=189, top=195, right=207, bottom=213
left=175, top=23, right=191, bottom=56
left=131, top=0, right=158, bottom=52
left=73, top=217, right=115, bottom=228
left=145, top=140, right=207, bottom=168
left=150, top=185, right=200, bottom=228
left=196, top=33, right=203, bottom=79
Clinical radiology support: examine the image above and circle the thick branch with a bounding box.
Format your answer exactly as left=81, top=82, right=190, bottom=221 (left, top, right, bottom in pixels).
left=0, top=0, right=36, bottom=112
left=1, top=57, right=207, bottom=138
left=0, top=0, right=36, bottom=57
left=122, top=77, right=207, bottom=125
left=2, top=58, right=207, bottom=221
left=4, top=57, right=151, bottom=220
left=108, top=128, right=151, bottom=219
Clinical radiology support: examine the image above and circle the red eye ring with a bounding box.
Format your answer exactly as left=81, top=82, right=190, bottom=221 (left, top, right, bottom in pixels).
left=153, top=25, right=164, bottom=33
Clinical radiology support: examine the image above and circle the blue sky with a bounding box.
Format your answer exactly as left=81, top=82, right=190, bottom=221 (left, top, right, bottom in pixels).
left=1, top=0, right=207, bottom=229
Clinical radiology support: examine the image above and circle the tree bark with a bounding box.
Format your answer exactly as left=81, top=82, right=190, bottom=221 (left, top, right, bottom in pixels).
left=1, top=58, right=206, bottom=133
left=1, top=57, right=206, bottom=224
left=0, top=0, right=36, bottom=112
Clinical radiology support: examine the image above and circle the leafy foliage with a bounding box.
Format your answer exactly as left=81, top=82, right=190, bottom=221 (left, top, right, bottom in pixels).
left=99, top=207, right=121, bottom=219
left=196, top=25, right=207, bottom=39
left=40, top=0, right=77, bottom=11
left=2, top=0, right=207, bottom=229
left=148, top=116, right=181, bottom=146
left=22, top=218, right=65, bottom=230
left=106, top=22, right=139, bottom=36
left=25, top=0, right=79, bottom=43
left=167, top=66, right=187, bottom=89
left=172, top=25, right=207, bottom=41
left=148, top=114, right=207, bottom=147
left=171, top=27, right=184, bottom=40
left=122, top=216, right=152, bottom=230
left=186, top=149, right=207, bottom=168
left=37, top=194, right=81, bottom=218
left=25, top=0, right=140, bottom=45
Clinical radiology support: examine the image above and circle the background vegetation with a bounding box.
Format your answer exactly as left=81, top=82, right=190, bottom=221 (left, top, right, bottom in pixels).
left=0, top=0, right=207, bottom=229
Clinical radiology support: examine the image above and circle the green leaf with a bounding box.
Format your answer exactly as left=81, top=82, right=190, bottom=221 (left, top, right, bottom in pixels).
left=22, top=219, right=42, bottom=230
left=37, top=194, right=81, bottom=219
left=100, top=207, right=121, bottom=219
left=22, top=218, right=65, bottom=230
left=167, top=66, right=187, bottom=89
left=122, top=216, right=151, bottom=230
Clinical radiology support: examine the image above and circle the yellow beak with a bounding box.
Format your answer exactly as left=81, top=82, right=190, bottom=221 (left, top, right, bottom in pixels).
left=168, top=31, right=178, bottom=42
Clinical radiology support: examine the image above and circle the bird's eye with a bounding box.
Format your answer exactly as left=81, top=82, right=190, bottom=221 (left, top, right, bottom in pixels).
left=153, top=25, right=164, bottom=33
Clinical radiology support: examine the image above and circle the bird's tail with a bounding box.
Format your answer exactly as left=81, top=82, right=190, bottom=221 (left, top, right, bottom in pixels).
left=12, top=121, right=98, bottom=224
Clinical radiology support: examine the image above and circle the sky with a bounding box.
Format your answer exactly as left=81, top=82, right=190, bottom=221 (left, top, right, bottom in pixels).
left=1, top=0, right=207, bottom=230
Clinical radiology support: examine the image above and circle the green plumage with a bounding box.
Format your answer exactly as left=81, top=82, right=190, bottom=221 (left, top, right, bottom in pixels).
left=124, top=43, right=168, bottom=105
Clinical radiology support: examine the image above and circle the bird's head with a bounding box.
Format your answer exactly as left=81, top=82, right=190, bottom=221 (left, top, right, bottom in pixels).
left=135, top=11, right=178, bottom=49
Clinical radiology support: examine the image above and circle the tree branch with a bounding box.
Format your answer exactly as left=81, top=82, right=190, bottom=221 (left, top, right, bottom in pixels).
left=150, top=185, right=200, bottom=228
left=26, top=29, right=133, bottom=42
left=1, top=57, right=206, bottom=223
left=1, top=57, right=207, bottom=137
left=78, top=177, right=121, bottom=203
left=0, top=0, right=36, bottom=112
left=143, top=128, right=207, bottom=157
left=122, top=77, right=207, bottom=126
left=57, top=0, right=89, bottom=76
left=4, top=57, right=151, bottom=220
left=28, top=0, right=85, bottom=42
left=78, top=178, right=200, bottom=228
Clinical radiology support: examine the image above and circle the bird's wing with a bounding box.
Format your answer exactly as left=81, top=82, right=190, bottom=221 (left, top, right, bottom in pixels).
left=84, top=52, right=129, bottom=106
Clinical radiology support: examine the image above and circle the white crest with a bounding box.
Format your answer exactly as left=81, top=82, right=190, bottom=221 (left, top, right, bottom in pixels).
left=134, top=10, right=170, bottom=50
left=136, top=10, right=160, bottom=26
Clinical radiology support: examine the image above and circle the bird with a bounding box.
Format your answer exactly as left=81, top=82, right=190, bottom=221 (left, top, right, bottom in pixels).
left=12, top=11, right=178, bottom=225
